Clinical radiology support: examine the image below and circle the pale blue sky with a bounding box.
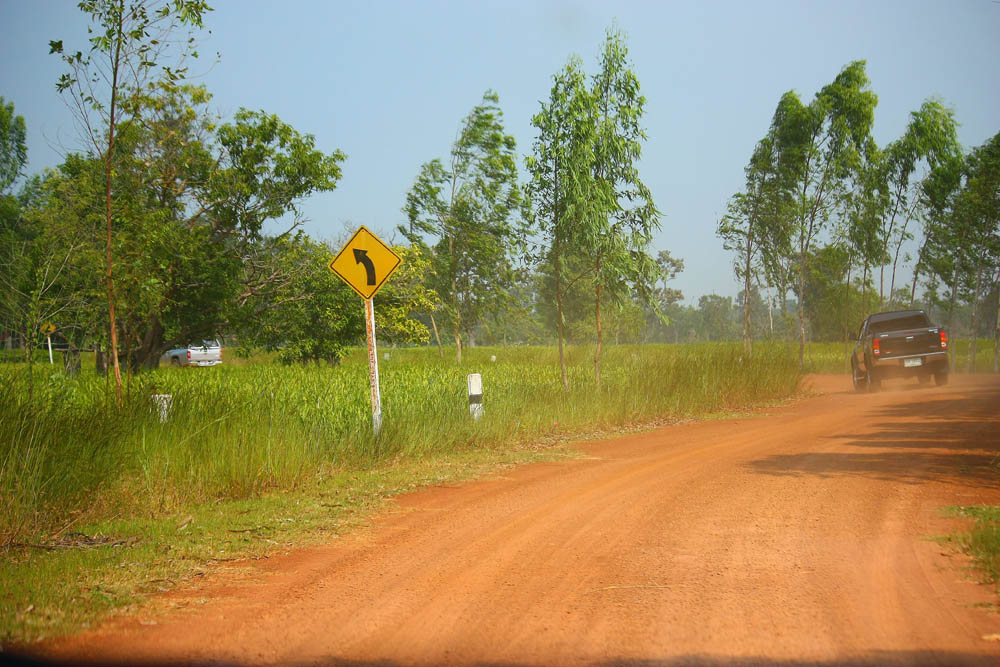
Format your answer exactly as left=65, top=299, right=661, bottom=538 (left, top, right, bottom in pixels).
left=2, top=0, right=998, bottom=302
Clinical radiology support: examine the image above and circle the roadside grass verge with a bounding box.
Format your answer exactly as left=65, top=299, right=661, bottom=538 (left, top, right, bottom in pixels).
left=941, top=505, right=1000, bottom=601
left=1, top=445, right=571, bottom=644
left=1, top=342, right=800, bottom=643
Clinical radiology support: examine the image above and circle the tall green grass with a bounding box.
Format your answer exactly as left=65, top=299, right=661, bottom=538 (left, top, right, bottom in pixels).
left=2, top=343, right=799, bottom=546
left=792, top=338, right=1000, bottom=375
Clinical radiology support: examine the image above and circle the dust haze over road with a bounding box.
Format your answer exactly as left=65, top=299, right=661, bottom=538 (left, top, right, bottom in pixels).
left=41, top=375, right=1000, bottom=666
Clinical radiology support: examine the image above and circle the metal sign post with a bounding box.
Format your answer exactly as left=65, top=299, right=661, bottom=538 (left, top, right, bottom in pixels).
left=329, top=227, right=401, bottom=438
left=364, top=298, right=383, bottom=436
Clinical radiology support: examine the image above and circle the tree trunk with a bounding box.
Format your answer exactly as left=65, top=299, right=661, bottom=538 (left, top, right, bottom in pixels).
left=453, top=323, right=462, bottom=364
left=555, top=258, right=568, bottom=392
left=843, top=262, right=852, bottom=374
left=429, top=312, right=443, bottom=358
left=969, top=264, right=983, bottom=374
left=994, top=266, right=1000, bottom=374
left=104, top=1, right=125, bottom=406
left=767, top=287, right=773, bottom=338
left=909, top=239, right=928, bottom=308
left=861, top=262, right=869, bottom=316
left=948, top=268, right=958, bottom=371
left=797, top=265, right=806, bottom=371
left=594, top=261, right=603, bottom=390
left=743, top=243, right=752, bottom=357
left=63, top=344, right=81, bottom=376
left=134, top=315, right=164, bottom=369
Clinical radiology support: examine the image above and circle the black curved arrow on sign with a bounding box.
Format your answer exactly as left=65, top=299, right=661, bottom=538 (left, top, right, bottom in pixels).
left=353, top=249, right=377, bottom=286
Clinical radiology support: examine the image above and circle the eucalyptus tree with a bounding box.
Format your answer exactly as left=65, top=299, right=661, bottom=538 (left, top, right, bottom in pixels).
left=841, top=143, right=887, bottom=318
left=587, top=28, right=660, bottom=387
left=401, top=91, right=524, bottom=364
left=50, top=0, right=211, bottom=402
left=951, top=133, right=999, bottom=372
left=525, top=56, right=604, bottom=390
left=877, top=100, right=960, bottom=308
left=772, top=61, right=877, bottom=369
left=718, top=131, right=791, bottom=355
left=919, top=133, right=1000, bottom=372
left=0, top=98, right=27, bottom=194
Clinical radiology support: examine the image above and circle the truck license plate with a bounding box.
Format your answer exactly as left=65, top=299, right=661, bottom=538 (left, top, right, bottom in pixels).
left=904, top=358, right=923, bottom=367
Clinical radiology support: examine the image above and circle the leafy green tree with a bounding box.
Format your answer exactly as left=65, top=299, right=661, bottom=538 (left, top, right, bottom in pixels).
left=697, top=294, right=738, bottom=342
left=772, top=61, right=877, bottom=369
left=22, top=83, right=345, bottom=369
left=0, top=97, right=29, bottom=351
left=718, top=131, right=791, bottom=355
left=373, top=245, right=439, bottom=346
left=51, top=0, right=211, bottom=402
left=238, top=236, right=362, bottom=364
left=401, top=91, right=524, bottom=364
left=526, top=56, right=604, bottom=389
left=587, top=28, right=661, bottom=386
left=0, top=97, right=27, bottom=194
left=877, top=100, right=960, bottom=308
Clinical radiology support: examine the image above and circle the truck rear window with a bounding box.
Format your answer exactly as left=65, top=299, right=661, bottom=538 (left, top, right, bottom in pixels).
left=869, top=313, right=930, bottom=335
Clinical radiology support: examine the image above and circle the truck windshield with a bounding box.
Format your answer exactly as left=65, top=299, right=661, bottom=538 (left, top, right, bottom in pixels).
left=869, top=313, right=930, bottom=335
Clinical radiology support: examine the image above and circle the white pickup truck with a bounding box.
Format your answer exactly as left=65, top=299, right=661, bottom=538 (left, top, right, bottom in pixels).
left=161, top=340, right=223, bottom=367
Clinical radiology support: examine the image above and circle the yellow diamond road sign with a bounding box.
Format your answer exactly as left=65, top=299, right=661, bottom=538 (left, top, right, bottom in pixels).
left=329, top=226, right=402, bottom=300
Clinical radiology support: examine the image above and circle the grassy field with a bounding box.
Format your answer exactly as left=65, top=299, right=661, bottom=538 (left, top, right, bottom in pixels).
left=2, top=341, right=804, bottom=642
left=795, top=337, right=999, bottom=375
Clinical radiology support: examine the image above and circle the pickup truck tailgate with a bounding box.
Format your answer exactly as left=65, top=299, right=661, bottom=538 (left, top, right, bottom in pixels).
left=877, top=329, right=942, bottom=358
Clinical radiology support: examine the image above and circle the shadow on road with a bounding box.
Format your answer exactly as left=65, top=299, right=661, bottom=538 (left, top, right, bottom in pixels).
left=747, top=383, right=1000, bottom=488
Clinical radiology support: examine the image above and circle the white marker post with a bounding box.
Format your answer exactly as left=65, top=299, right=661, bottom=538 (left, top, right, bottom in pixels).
left=47, top=334, right=53, bottom=364
left=468, top=373, right=483, bottom=420
left=365, top=298, right=383, bottom=436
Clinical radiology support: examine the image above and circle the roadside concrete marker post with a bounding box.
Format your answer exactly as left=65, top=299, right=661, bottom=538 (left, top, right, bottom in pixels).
left=43, top=323, right=56, bottom=364
left=328, top=226, right=402, bottom=437
left=151, top=394, right=173, bottom=423
left=468, top=373, right=483, bottom=420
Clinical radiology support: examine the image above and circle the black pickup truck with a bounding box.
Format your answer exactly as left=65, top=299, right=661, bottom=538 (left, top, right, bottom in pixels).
left=851, top=310, right=949, bottom=392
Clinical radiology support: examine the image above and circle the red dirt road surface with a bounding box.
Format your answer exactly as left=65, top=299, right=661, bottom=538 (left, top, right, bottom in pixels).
left=41, top=374, right=1000, bottom=666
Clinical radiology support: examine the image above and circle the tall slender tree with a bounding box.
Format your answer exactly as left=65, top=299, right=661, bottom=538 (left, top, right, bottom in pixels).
left=51, top=0, right=210, bottom=403
left=401, top=91, right=524, bottom=363
left=772, top=61, right=877, bottom=369
left=526, top=57, right=604, bottom=390
left=587, top=28, right=660, bottom=387
left=718, top=131, right=791, bottom=355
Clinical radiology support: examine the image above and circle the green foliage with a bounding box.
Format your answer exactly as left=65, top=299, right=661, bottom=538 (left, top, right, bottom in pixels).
left=232, top=236, right=361, bottom=364
left=0, top=97, right=28, bottom=193
left=526, top=28, right=662, bottom=387
left=0, top=342, right=801, bottom=552
left=211, top=109, right=345, bottom=238
left=401, top=91, right=525, bottom=362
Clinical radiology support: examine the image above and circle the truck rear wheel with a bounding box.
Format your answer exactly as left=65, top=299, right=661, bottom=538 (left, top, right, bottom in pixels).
left=851, top=361, right=866, bottom=393
left=934, top=371, right=949, bottom=386
left=171, top=356, right=182, bottom=367
left=866, top=368, right=881, bottom=392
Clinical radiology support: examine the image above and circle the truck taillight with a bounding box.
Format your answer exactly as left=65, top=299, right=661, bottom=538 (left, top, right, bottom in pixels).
left=186, top=350, right=191, bottom=360
left=872, top=338, right=880, bottom=357
left=940, top=330, right=948, bottom=349
left=219, top=348, right=223, bottom=360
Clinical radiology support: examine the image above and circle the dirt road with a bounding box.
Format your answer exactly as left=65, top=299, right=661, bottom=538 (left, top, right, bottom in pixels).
left=43, top=375, right=1000, bottom=665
